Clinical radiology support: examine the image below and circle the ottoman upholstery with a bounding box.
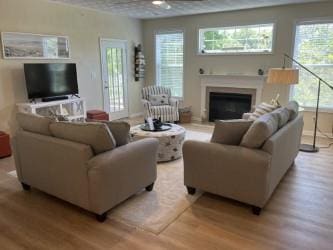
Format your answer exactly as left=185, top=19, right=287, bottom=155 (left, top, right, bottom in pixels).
left=130, top=124, right=186, bottom=162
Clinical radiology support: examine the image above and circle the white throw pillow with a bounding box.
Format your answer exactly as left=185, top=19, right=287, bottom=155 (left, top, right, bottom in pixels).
left=149, top=94, right=169, bottom=106
left=249, top=102, right=279, bottom=121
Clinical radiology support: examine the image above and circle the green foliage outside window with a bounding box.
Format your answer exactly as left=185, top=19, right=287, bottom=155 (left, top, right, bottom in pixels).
left=293, top=22, right=333, bottom=109
left=200, top=23, right=274, bottom=54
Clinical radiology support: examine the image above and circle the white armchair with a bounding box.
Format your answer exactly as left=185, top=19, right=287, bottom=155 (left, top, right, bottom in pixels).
left=142, top=86, right=179, bottom=122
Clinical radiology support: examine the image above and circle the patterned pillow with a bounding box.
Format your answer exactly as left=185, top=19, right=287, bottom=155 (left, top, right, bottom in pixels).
left=249, top=102, right=279, bottom=121
left=149, top=94, right=169, bottom=106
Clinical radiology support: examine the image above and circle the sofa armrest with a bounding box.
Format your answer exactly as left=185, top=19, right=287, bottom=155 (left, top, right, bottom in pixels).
left=183, top=140, right=271, bottom=207
left=13, top=130, right=94, bottom=210
left=169, top=97, right=180, bottom=109
left=87, top=138, right=158, bottom=214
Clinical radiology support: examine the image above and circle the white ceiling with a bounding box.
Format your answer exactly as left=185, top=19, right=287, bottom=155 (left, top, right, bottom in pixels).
left=50, top=0, right=326, bottom=19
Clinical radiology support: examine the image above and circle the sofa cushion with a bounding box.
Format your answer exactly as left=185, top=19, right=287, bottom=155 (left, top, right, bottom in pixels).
left=286, top=101, right=299, bottom=121
left=271, top=107, right=290, bottom=128
left=16, top=112, right=54, bottom=136
left=211, top=119, right=253, bottom=145
left=149, top=94, right=169, bottom=106
left=49, top=122, right=116, bottom=154
left=249, top=102, right=279, bottom=121
left=240, top=112, right=279, bottom=149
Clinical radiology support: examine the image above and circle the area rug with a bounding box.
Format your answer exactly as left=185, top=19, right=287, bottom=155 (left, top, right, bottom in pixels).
left=108, top=126, right=212, bottom=234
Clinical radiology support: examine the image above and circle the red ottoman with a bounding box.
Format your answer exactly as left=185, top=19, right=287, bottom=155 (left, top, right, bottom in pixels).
left=87, top=110, right=109, bottom=121
left=0, top=131, right=11, bottom=158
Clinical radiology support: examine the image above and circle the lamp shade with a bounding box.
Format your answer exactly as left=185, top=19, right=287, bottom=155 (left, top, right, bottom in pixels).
left=267, top=68, right=299, bottom=85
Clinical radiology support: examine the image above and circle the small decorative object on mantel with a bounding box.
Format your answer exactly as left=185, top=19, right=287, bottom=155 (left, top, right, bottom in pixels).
left=199, top=68, right=205, bottom=74
left=135, top=44, right=145, bottom=81
left=258, top=69, right=264, bottom=76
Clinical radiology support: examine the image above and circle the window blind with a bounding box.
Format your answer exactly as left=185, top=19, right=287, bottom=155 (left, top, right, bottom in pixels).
left=156, top=31, right=184, bottom=97
left=292, top=22, right=333, bottom=109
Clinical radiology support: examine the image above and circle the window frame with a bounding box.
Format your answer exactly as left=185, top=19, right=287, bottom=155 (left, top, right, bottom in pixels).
left=197, top=22, right=276, bottom=56
left=154, top=29, right=185, bottom=99
left=290, top=18, right=333, bottom=113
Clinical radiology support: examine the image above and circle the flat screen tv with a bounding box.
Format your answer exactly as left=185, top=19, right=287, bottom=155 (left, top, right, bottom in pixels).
left=24, top=63, right=78, bottom=100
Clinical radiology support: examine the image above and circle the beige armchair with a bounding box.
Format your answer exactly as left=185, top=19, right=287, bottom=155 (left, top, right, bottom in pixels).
left=13, top=113, right=159, bottom=222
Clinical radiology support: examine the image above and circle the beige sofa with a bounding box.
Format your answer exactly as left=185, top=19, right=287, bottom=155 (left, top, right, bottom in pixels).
left=183, top=105, right=303, bottom=215
left=13, top=113, right=159, bottom=222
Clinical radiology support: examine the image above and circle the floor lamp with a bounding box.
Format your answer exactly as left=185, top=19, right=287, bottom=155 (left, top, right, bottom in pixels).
left=267, top=53, right=333, bottom=153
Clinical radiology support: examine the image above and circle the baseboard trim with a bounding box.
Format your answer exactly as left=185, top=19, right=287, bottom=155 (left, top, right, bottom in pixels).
left=191, top=116, right=202, bottom=122
left=129, top=112, right=143, bottom=118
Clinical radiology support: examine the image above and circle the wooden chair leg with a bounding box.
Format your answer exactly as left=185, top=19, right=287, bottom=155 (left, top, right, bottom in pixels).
left=21, top=182, right=31, bottom=191
left=252, top=206, right=262, bottom=215
left=96, top=212, right=108, bottom=222
left=186, top=186, right=196, bottom=195
left=145, top=182, right=155, bottom=191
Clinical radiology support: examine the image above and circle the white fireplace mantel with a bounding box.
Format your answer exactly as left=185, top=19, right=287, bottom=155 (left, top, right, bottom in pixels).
left=199, top=74, right=266, bottom=120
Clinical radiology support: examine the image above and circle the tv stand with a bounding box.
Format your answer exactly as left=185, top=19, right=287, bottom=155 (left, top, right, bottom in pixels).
left=17, top=98, right=86, bottom=122
left=42, top=96, right=68, bottom=102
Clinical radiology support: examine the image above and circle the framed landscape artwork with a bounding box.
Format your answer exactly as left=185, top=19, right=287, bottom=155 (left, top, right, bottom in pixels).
left=1, top=32, right=70, bottom=59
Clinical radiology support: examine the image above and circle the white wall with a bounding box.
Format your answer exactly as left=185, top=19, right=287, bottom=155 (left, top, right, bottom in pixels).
left=143, top=2, right=333, bottom=133
left=0, top=0, right=143, bottom=134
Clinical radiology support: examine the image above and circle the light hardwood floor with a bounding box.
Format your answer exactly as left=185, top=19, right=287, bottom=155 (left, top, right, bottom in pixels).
left=0, top=126, right=332, bottom=249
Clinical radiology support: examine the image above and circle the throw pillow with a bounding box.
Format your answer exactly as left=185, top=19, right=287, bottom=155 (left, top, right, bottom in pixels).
left=240, top=112, right=279, bottom=149
left=89, top=120, right=130, bottom=147
left=149, top=94, right=169, bottom=106
left=271, top=107, right=290, bottom=128
left=49, top=122, right=116, bottom=154
left=286, top=101, right=299, bottom=121
left=249, top=102, right=279, bottom=121
left=211, top=119, right=253, bottom=145
left=16, top=112, right=55, bottom=136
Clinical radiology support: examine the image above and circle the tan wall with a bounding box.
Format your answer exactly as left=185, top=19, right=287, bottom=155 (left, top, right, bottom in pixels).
left=0, top=0, right=143, bottom=134
left=143, top=2, right=333, bottom=133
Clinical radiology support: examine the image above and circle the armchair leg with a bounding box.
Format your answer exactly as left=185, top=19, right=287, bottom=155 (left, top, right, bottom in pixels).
left=186, top=186, right=196, bottom=195
left=21, top=182, right=31, bottom=191
left=145, top=182, right=154, bottom=192
left=96, top=212, right=108, bottom=222
left=252, top=206, right=262, bottom=216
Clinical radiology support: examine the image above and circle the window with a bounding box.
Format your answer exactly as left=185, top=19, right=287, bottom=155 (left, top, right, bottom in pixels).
left=292, top=21, right=333, bottom=109
left=156, top=31, right=184, bottom=97
left=199, top=23, right=274, bottom=54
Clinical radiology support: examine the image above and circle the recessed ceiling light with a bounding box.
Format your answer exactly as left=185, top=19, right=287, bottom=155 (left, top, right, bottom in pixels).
left=152, top=1, right=164, bottom=5
left=152, top=0, right=171, bottom=10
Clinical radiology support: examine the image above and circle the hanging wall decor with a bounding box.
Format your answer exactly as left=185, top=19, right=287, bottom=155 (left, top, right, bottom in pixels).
left=135, top=44, right=145, bottom=81
left=1, top=32, right=70, bottom=59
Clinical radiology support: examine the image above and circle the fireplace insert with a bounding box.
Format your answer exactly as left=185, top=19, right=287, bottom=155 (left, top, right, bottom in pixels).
left=209, top=92, right=252, bottom=121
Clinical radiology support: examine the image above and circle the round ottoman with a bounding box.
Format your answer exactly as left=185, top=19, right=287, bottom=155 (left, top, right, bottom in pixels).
left=130, top=124, right=186, bottom=162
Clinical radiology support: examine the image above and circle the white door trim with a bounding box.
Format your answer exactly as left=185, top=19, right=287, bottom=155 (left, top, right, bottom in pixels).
left=99, top=38, right=129, bottom=120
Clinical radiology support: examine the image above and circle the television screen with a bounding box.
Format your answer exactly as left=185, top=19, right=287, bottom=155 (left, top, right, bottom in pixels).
left=24, top=63, right=78, bottom=99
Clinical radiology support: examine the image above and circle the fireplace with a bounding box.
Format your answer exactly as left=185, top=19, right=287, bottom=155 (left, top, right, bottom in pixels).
left=209, top=92, right=252, bottom=121
left=199, top=74, right=265, bottom=121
